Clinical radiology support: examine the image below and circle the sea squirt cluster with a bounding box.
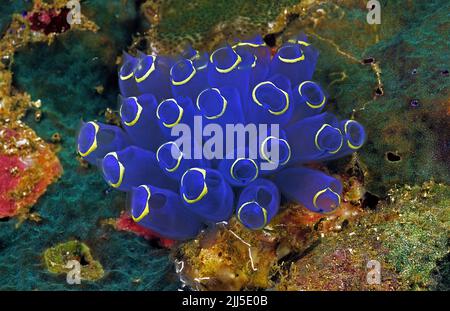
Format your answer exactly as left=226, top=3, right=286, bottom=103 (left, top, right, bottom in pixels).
left=77, top=33, right=366, bottom=240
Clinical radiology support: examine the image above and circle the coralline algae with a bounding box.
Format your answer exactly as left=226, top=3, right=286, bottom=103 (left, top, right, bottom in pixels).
left=77, top=33, right=366, bottom=240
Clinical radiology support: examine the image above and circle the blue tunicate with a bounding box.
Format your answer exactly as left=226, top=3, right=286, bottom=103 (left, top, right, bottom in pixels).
left=236, top=178, right=280, bottom=229
left=180, top=168, right=234, bottom=223
left=101, top=146, right=177, bottom=192
left=131, top=185, right=203, bottom=240
left=274, top=167, right=343, bottom=213
left=77, top=34, right=366, bottom=240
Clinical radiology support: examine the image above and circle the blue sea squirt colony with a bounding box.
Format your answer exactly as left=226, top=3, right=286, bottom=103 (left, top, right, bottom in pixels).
left=77, top=34, right=366, bottom=240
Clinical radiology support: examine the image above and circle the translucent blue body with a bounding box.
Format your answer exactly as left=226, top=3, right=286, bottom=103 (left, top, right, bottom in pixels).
left=320, top=119, right=366, bottom=161
left=156, top=141, right=208, bottom=181
left=257, top=129, right=291, bottom=174
left=131, top=185, right=203, bottom=240
left=180, top=168, right=234, bottom=223
left=275, top=167, right=343, bottom=213
left=120, top=94, right=165, bottom=151
left=101, top=146, right=177, bottom=192
left=269, top=34, right=318, bottom=87
left=170, top=57, right=209, bottom=103
left=207, top=45, right=252, bottom=101
left=285, top=112, right=344, bottom=163
left=196, top=86, right=245, bottom=127
left=156, top=96, right=197, bottom=140
left=246, top=74, right=294, bottom=127
left=290, top=80, right=327, bottom=123
left=118, top=52, right=139, bottom=98
left=237, top=178, right=280, bottom=230
left=218, top=148, right=259, bottom=188
left=232, top=35, right=271, bottom=89
left=134, top=55, right=173, bottom=102
left=77, top=121, right=129, bottom=166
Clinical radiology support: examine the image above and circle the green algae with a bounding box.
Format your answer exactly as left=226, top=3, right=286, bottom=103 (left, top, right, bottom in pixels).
left=147, top=0, right=300, bottom=53
left=44, top=240, right=104, bottom=282
left=156, top=0, right=297, bottom=38
left=380, top=182, right=450, bottom=290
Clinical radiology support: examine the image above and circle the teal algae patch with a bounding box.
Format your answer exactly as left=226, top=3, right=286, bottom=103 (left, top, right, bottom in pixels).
left=0, top=0, right=32, bottom=34
left=0, top=1, right=177, bottom=290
